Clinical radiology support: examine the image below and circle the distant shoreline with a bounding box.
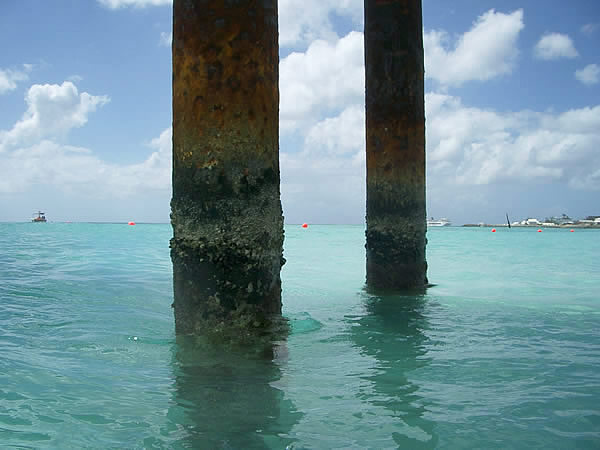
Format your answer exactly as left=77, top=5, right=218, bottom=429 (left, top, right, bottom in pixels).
left=2, top=221, right=599, bottom=228
left=463, top=223, right=600, bottom=229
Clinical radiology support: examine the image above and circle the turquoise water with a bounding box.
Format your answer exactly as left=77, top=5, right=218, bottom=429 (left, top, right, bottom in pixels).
left=1, top=223, right=599, bottom=449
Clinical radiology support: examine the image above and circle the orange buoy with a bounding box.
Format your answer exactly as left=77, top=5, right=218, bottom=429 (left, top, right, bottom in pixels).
left=537, top=229, right=542, bottom=232
left=128, top=221, right=135, bottom=226
left=491, top=228, right=496, bottom=232
left=301, top=223, right=308, bottom=228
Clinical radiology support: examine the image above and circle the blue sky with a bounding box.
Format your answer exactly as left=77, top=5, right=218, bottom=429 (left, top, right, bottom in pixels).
left=1, top=0, right=599, bottom=224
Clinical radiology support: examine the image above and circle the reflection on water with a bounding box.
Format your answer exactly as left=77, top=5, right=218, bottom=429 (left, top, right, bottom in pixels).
left=166, top=336, right=303, bottom=449
left=348, top=294, right=438, bottom=448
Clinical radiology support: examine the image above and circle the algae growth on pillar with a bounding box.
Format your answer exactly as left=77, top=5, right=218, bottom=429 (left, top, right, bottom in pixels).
left=364, top=0, right=427, bottom=289
left=170, top=0, right=284, bottom=335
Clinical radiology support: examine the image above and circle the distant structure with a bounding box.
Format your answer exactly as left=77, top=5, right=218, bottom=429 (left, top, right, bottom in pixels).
left=170, top=0, right=427, bottom=335
left=170, top=0, right=284, bottom=334
left=364, top=0, right=427, bottom=289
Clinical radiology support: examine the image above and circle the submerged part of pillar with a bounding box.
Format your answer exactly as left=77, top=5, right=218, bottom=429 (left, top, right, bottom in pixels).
left=171, top=0, right=284, bottom=335
left=364, top=0, right=427, bottom=289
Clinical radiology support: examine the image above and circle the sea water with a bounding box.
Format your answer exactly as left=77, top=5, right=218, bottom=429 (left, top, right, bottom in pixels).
left=0, top=223, right=599, bottom=449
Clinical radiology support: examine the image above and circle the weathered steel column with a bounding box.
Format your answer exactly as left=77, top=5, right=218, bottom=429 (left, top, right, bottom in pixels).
left=364, top=0, right=427, bottom=289
left=171, top=0, right=284, bottom=334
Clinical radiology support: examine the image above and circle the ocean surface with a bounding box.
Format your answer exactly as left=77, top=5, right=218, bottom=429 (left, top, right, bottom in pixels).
left=1, top=223, right=599, bottom=449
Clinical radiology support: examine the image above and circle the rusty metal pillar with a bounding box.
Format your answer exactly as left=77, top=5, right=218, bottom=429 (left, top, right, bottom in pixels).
left=364, top=0, right=427, bottom=290
left=171, top=0, right=284, bottom=335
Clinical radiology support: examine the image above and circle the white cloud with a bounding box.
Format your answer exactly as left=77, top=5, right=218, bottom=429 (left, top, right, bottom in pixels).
left=0, top=81, right=109, bottom=152
left=0, top=79, right=171, bottom=197
left=426, top=93, right=600, bottom=189
left=581, top=23, right=599, bottom=36
left=424, top=9, right=524, bottom=87
left=279, top=0, right=362, bottom=48
left=102, top=126, right=172, bottom=195
left=159, top=31, right=172, bottom=47
left=575, top=64, right=600, bottom=86
left=534, top=33, right=578, bottom=60
left=97, top=0, right=170, bottom=8
left=280, top=31, right=364, bottom=132
left=281, top=105, right=366, bottom=224
left=304, top=105, right=364, bottom=156
left=0, top=128, right=172, bottom=196
left=0, top=65, right=32, bottom=94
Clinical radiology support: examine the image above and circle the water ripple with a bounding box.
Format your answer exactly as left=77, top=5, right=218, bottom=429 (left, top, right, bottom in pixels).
left=1, top=224, right=599, bottom=448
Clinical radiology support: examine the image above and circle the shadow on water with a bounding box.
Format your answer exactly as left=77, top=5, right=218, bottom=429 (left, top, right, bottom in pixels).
left=165, top=334, right=303, bottom=449
left=348, top=292, right=438, bottom=449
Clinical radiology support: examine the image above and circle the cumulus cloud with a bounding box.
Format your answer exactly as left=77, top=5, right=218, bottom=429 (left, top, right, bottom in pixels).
left=0, top=129, right=172, bottom=196
left=0, top=81, right=109, bottom=152
left=281, top=105, right=366, bottom=223
left=575, top=64, right=600, bottom=86
left=304, top=105, right=364, bottom=156
left=0, top=79, right=171, bottom=196
left=424, top=9, right=524, bottom=87
left=97, top=0, right=170, bottom=8
left=279, top=0, right=362, bottom=48
left=534, top=33, right=579, bottom=60
left=426, top=93, right=600, bottom=189
left=280, top=31, right=364, bottom=132
left=0, top=65, right=32, bottom=94
left=0, top=129, right=171, bottom=196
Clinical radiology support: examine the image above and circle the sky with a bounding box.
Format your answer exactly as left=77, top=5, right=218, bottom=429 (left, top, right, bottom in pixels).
left=1, top=0, right=599, bottom=225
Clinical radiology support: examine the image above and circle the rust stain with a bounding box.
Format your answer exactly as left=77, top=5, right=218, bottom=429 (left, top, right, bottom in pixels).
left=197, top=159, right=219, bottom=170
left=365, top=0, right=425, bottom=196
left=173, top=0, right=279, bottom=178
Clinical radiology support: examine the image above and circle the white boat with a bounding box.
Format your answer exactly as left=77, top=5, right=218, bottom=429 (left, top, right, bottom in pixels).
left=427, top=217, right=451, bottom=227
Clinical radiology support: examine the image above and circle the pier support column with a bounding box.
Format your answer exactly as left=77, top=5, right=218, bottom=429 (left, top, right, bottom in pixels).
left=171, top=0, right=284, bottom=335
left=364, top=0, right=427, bottom=289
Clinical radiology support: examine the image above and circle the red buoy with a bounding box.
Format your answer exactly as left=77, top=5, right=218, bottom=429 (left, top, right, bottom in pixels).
left=570, top=229, right=574, bottom=232
left=128, top=221, right=135, bottom=226
left=537, top=229, right=542, bottom=232
left=301, top=223, right=308, bottom=228
left=491, top=228, right=496, bottom=232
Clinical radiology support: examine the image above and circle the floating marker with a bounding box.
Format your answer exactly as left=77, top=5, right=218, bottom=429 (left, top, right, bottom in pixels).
left=537, top=229, right=542, bottom=232
left=128, top=221, right=136, bottom=226
left=570, top=229, right=574, bottom=232
left=302, top=223, right=308, bottom=228
left=491, top=228, right=496, bottom=232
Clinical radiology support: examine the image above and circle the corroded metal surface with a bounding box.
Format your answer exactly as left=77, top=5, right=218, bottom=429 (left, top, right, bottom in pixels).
left=171, top=0, right=284, bottom=335
left=364, top=0, right=427, bottom=289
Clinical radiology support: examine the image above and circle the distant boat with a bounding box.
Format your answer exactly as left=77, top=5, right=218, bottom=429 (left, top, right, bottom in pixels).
left=32, top=211, right=47, bottom=223
left=427, top=217, right=451, bottom=227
